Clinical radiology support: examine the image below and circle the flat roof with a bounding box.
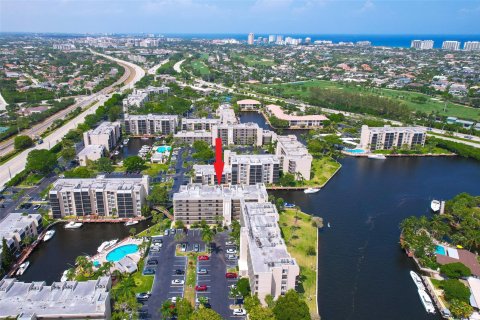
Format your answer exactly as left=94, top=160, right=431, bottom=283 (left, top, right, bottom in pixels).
left=267, top=104, right=328, bottom=122
left=237, top=99, right=261, bottom=105
left=173, top=183, right=268, bottom=202
left=78, top=144, right=105, bottom=157
left=88, top=121, right=120, bottom=136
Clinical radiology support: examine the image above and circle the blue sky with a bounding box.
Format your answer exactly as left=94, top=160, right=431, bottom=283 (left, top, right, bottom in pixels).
left=0, top=0, right=479, bottom=34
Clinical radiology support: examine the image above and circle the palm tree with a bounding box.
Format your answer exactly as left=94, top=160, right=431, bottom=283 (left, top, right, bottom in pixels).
left=113, top=275, right=136, bottom=300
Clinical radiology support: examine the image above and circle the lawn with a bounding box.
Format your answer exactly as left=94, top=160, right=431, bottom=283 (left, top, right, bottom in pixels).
left=190, top=60, right=210, bottom=75
left=232, top=53, right=275, bottom=67
left=255, top=80, right=480, bottom=121
left=302, top=157, right=341, bottom=187
left=19, top=173, right=43, bottom=187
left=176, top=250, right=201, bottom=305
left=132, top=259, right=154, bottom=293
left=141, top=162, right=169, bottom=177
left=279, top=209, right=318, bottom=316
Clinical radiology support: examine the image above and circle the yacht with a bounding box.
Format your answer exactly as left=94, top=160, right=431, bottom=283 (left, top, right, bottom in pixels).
left=125, top=219, right=139, bottom=227
left=368, top=154, right=387, bottom=160
left=60, top=270, right=69, bottom=282
left=304, top=188, right=320, bottom=194
left=284, top=203, right=295, bottom=208
left=16, top=261, right=30, bottom=276
left=430, top=200, right=441, bottom=212
left=410, top=271, right=425, bottom=290
left=327, top=222, right=331, bottom=228
left=43, top=230, right=55, bottom=242
left=64, top=221, right=83, bottom=229
left=417, top=289, right=436, bottom=314
left=97, top=239, right=118, bottom=253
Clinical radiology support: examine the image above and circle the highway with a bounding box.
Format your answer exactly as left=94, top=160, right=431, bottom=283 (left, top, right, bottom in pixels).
left=0, top=51, right=145, bottom=189
left=147, top=59, right=169, bottom=75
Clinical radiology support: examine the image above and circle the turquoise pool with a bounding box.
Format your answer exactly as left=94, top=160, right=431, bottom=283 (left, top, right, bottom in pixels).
left=156, top=145, right=171, bottom=153
left=345, top=148, right=366, bottom=154
left=435, top=245, right=446, bottom=255
left=106, top=244, right=139, bottom=262
left=93, top=260, right=100, bottom=267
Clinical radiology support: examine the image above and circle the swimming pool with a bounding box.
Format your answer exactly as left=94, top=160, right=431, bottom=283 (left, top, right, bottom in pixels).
left=344, top=148, right=366, bottom=154
left=106, top=244, right=139, bottom=262
left=93, top=260, right=100, bottom=267
left=156, top=145, right=172, bottom=153
left=435, top=245, right=446, bottom=255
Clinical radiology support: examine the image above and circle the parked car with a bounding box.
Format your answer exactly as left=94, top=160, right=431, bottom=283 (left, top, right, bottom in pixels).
left=197, top=268, right=208, bottom=274
left=153, top=242, right=162, bottom=248
left=147, top=259, right=158, bottom=265
left=193, top=244, right=200, bottom=252
left=164, top=229, right=169, bottom=236
left=225, top=272, right=238, bottom=279
left=172, top=279, right=185, bottom=285
left=226, top=241, right=235, bottom=246
left=227, top=254, right=237, bottom=260
left=170, top=296, right=178, bottom=304
left=152, top=238, right=163, bottom=244
left=226, top=248, right=237, bottom=254
left=175, top=269, right=185, bottom=275
left=181, top=243, right=187, bottom=252
left=170, top=229, right=177, bottom=235
left=233, top=308, right=247, bottom=316
left=198, top=255, right=209, bottom=261
left=143, top=268, right=156, bottom=275
left=195, top=285, right=207, bottom=291
left=150, top=246, right=160, bottom=252
left=136, top=292, right=151, bottom=301
left=33, top=204, right=41, bottom=210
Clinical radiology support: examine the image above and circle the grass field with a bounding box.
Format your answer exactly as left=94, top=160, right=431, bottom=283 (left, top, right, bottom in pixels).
left=302, top=157, right=341, bottom=187
left=190, top=59, right=210, bottom=75
left=232, top=53, right=275, bottom=67
left=255, top=80, right=480, bottom=121
left=279, top=209, right=318, bottom=317
left=132, top=259, right=154, bottom=293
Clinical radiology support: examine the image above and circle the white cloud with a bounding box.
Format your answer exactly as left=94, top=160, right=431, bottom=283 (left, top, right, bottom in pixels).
left=360, top=0, right=375, bottom=12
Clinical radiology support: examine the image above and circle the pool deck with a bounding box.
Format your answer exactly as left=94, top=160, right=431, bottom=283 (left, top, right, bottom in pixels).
left=90, top=237, right=144, bottom=265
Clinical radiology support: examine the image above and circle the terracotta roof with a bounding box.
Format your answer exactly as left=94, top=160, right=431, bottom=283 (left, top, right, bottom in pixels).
left=237, top=99, right=261, bottom=105
left=266, top=104, right=328, bottom=122
left=436, top=249, right=480, bottom=277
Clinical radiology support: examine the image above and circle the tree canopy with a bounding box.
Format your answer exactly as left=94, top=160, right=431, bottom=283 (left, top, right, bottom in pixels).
left=273, top=290, right=311, bottom=320
left=123, top=156, right=145, bottom=172
left=26, top=149, right=57, bottom=174
left=14, top=135, right=34, bottom=151
left=439, top=262, right=471, bottom=279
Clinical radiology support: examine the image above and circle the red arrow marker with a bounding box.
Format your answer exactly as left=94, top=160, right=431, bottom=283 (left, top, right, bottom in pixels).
left=213, top=138, right=224, bottom=185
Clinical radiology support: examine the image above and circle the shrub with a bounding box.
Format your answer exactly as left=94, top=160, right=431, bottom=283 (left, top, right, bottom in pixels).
left=441, top=279, right=471, bottom=303
left=439, top=262, right=471, bottom=279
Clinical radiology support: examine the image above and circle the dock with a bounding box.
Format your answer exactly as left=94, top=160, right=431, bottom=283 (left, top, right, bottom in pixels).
left=439, top=201, right=446, bottom=215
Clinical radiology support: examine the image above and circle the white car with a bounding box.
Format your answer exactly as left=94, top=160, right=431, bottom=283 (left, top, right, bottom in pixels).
left=153, top=242, right=162, bottom=248
left=227, top=254, right=237, bottom=260
left=226, top=241, right=235, bottom=246
left=170, top=296, right=178, bottom=304
left=150, top=246, right=160, bottom=252
left=226, top=248, right=237, bottom=254
left=233, top=308, right=247, bottom=316
left=172, top=279, right=184, bottom=285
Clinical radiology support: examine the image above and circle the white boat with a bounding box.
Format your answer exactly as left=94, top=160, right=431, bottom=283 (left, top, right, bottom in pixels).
left=410, top=271, right=425, bottom=290
left=417, top=289, right=436, bottom=314
left=60, top=270, right=69, bottom=282
left=125, top=219, right=139, bottom=227
left=430, top=200, right=441, bottom=212
left=43, top=230, right=55, bottom=242
left=327, top=222, right=331, bottom=228
left=97, top=239, right=118, bottom=253
left=64, top=221, right=83, bottom=229
left=113, top=151, right=120, bottom=156
left=16, top=261, right=30, bottom=276
left=284, top=203, right=295, bottom=208
left=304, top=188, right=320, bottom=194
left=123, top=139, right=129, bottom=145
left=368, top=154, right=387, bottom=160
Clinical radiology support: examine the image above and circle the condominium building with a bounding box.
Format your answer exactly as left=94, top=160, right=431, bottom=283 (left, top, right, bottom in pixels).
left=173, top=183, right=268, bottom=226
left=181, top=118, right=220, bottom=131
left=442, top=41, right=461, bottom=50
left=174, top=130, right=213, bottom=145
left=192, top=164, right=232, bottom=185
left=268, top=35, right=276, bottom=43
left=0, top=213, right=42, bottom=263
left=124, top=114, right=178, bottom=136
left=217, top=104, right=238, bottom=124
left=464, top=41, right=480, bottom=51
left=83, top=121, right=121, bottom=151
left=239, top=202, right=299, bottom=303
left=77, top=144, right=105, bottom=166
left=212, top=122, right=263, bottom=146
left=49, top=174, right=149, bottom=218
left=248, top=33, right=254, bottom=45
left=225, top=151, right=280, bottom=185
left=359, top=125, right=426, bottom=151
left=0, top=277, right=111, bottom=319
left=275, top=135, right=313, bottom=180
left=122, top=86, right=170, bottom=112
left=237, top=99, right=261, bottom=111
left=266, top=104, right=328, bottom=128
left=411, top=40, right=434, bottom=49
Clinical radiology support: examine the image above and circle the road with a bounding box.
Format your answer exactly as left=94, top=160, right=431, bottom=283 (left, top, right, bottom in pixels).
left=173, top=59, right=185, bottom=73
left=0, top=52, right=144, bottom=189
left=0, top=91, right=8, bottom=111
left=147, top=59, right=169, bottom=75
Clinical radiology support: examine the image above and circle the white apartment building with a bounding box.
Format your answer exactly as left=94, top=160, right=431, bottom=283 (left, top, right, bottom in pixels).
left=0, top=277, right=111, bottom=319
left=237, top=99, right=261, bottom=111
left=275, top=135, right=313, bottom=181
left=217, top=104, right=238, bottom=125
left=442, top=41, right=461, bottom=50
left=77, top=144, right=105, bottom=166
left=411, top=40, right=434, bottom=50
left=359, top=125, right=426, bottom=151
left=181, top=118, right=220, bottom=131
left=173, top=183, right=268, bottom=226
left=122, top=86, right=170, bottom=112
left=225, top=151, right=280, bottom=185
left=248, top=33, right=254, bottom=45
left=124, top=114, right=178, bottom=136
left=83, top=121, right=121, bottom=152
left=192, top=164, right=233, bottom=185
left=212, top=122, right=263, bottom=146
left=49, top=174, right=149, bottom=218
left=174, top=130, right=213, bottom=145
left=266, top=104, right=328, bottom=128
left=0, top=213, right=42, bottom=261
left=239, top=202, right=299, bottom=303
left=464, top=41, right=480, bottom=51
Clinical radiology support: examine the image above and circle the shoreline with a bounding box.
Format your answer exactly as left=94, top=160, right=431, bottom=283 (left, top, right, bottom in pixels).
left=342, top=151, right=456, bottom=158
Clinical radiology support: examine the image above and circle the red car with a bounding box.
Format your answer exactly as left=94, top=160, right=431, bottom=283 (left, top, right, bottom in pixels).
left=195, top=285, right=207, bottom=291
left=225, top=272, right=238, bottom=279
left=198, top=255, right=209, bottom=261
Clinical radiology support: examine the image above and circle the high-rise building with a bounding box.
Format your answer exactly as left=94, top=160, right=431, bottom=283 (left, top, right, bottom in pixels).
left=268, top=35, right=276, bottom=43
left=442, top=41, right=461, bottom=50
left=275, top=135, right=313, bottom=180
left=248, top=33, right=254, bottom=45
left=181, top=118, right=220, bottom=131
left=212, top=122, right=264, bottom=146
left=0, top=213, right=42, bottom=259
left=359, top=125, right=426, bottom=151
left=124, top=114, right=178, bottom=136
left=411, top=40, right=434, bottom=49
left=83, top=121, right=121, bottom=151
left=276, top=35, right=283, bottom=44
left=226, top=151, right=280, bottom=185
left=305, top=37, right=311, bottom=44
left=464, top=41, right=480, bottom=51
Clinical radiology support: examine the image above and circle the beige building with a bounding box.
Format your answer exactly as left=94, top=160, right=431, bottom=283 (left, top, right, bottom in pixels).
left=83, top=121, right=121, bottom=151
left=212, top=122, right=263, bottom=146
left=217, top=104, right=238, bottom=124
left=173, top=183, right=268, bottom=226
left=237, top=99, right=261, bottom=111
left=225, top=151, right=280, bottom=185
left=266, top=104, right=328, bottom=128
left=124, top=114, right=178, bottom=136
left=275, top=135, right=313, bottom=180
left=77, top=144, right=105, bottom=166
left=239, top=202, right=299, bottom=303
left=192, top=164, right=233, bottom=185
left=49, top=174, right=149, bottom=218
left=0, top=212, right=42, bottom=259
left=181, top=118, right=220, bottom=131
left=174, top=130, right=213, bottom=145
left=359, top=125, right=426, bottom=151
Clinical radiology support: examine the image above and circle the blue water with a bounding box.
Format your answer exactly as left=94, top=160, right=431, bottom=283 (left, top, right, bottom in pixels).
left=156, top=145, right=171, bottom=153
left=435, top=245, right=446, bottom=256
left=106, top=244, right=139, bottom=262
left=345, top=148, right=366, bottom=154
left=93, top=260, right=100, bottom=267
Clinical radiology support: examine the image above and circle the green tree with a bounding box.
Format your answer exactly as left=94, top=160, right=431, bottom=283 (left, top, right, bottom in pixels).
left=14, top=135, right=34, bottom=150
left=26, top=149, right=57, bottom=174
left=160, top=300, right=176, bottom=320
left=249, top=305, right=276, bottom=320
left=61, top=140, right=76, bottom=161
left=176, top=298, right=194, bottom=320
left=148, top=184, right=169, bottom=205
left=244, top=295, right=261, bottom=312
left=129, top=227, right=137, bottom=237
left=237, top=278, right=251, bottom=297
left=96, top=157, right=114, bottom=173
left=306, top=246, right=316, bottom=256
left=441, top=279, right=471, bottom=303
left=123, top=156, right=145, bottom=172
left=175, top=220, right=185, bottom=230
left=1, top=238, right=15, bottom=273
left=449, top=299, right=474, bottom=319
left=201, top=227, right=215, bottom=247
left=439, top=262, right=471, bottom=279
left=192, top=140, right=214, bottom=162
left=279, top=173, right=296, bottom=186
left=190, top=308, right=223, bottom=320
left=64, top=167, right=94, bottom=178
left=273, top=290, right=311, bottom=320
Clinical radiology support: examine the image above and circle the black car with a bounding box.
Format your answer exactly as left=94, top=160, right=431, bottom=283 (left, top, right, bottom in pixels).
left=152, top=238, right=163, bottom=244
left=203, top=303, right=212, bottom=309
left=175, top=269, right=185, bottom=275
left=147, top=259, right=158, bottom=265
left=143, top=268, right=156, bottom=275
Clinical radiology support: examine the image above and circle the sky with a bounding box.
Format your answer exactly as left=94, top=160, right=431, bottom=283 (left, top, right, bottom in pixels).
left=0, top=0, right=479, bottom=34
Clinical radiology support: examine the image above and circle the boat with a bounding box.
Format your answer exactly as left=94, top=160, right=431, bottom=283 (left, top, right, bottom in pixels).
left=113, top=151, right=120, bottom=156
left=327, top=222, right=331, bottom=228
left=97, top=239, right=118, bottom=253
left=123, top=139, right=129, bottom=145
left=430, top=200, right=441, bottom=212
left=284, top=203, right=295, bottom=208
left=16, top=261, right=30, bottom=276
left=64, top=221, right=83, bottom=229
left=368, top=154, right=387, bottom=160
left=304, top=188, right=320, bottom=194
left=125, top=219, right=139, bottom=227
left=410, top=271, right=425, bottom=290
left=60, top=270, right=69, bottom=282
left=417, top=289, right=436, bottom=314
left=43, top=230, right=55, bottom=242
